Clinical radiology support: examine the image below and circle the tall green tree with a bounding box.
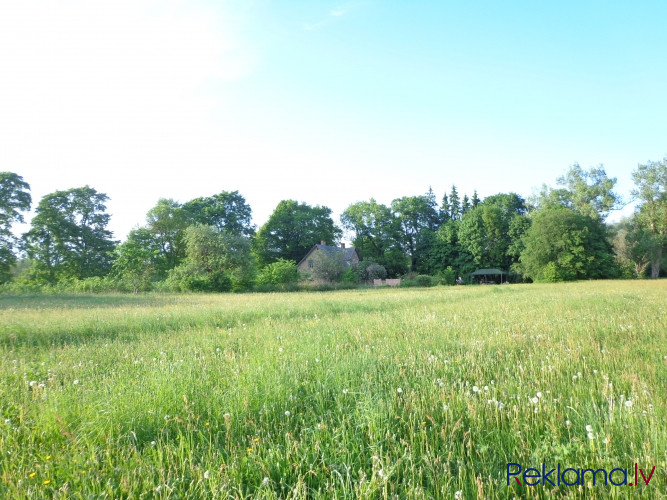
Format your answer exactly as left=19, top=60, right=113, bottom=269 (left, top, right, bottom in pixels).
left=517, top=206, right=616, bottom=282
left=538, top=164, right=620, bottom=220
left=340, top=199, right=406, bottom=276
left=254, top=200, right=341, bottom=265
left=0, top=172, right=31, bottom=283
left=112, top=227, right=163, bottom=291
left=457, top=193, right=528, bottom=272
left=182, top=191, right=254, bottom=237
left=23, top=186, right=117, bottom=282
left=145, top=198, right=188, bottom=275
left=631, top=158, right=666, bottom=278
left=167, top=225, right=254, bottom=292
left=391, top=195, right=433, bottom=272
left=449, top=185, right=461, bottom=221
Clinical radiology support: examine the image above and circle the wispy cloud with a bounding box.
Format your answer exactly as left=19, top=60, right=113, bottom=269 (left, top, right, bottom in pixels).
left=303, top=3, right=361, bottom=31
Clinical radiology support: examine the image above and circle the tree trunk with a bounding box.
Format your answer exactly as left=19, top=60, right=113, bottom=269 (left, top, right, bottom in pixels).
left=650, top=246, right=662, bottom=278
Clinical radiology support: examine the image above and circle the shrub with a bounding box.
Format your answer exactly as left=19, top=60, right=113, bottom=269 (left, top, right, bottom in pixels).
left=256, top=259, right=298, bottom=287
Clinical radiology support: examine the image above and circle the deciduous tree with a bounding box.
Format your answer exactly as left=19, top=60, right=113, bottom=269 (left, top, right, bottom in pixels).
left=0, top=172, right=31, bottom=283
left=631, top=158, right=666, bottom=278
left=23, top=186, right=116, bottom=282
left=254, top=200, right=341, bottom=265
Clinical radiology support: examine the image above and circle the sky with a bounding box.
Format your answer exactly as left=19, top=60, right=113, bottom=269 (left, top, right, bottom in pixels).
left=1, top=0, right=666, bottom=241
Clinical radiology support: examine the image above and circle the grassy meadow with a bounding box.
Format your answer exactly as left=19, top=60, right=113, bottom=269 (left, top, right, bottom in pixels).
left=0, top=281, right=665, bottom=499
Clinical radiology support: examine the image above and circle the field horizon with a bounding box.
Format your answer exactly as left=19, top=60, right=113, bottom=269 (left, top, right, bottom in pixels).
left=1, top=281, right=665, bottom=498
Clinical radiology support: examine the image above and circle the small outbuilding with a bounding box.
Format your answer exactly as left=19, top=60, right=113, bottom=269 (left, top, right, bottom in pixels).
left=470, top=268, right=507, bottom=284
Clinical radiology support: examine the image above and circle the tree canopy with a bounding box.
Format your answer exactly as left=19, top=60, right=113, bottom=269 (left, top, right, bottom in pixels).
left=23, top=186, right=117, bottom=283
left=254, top=200, right=341, bottom=266
left=0, top=172, right=31, bottom=283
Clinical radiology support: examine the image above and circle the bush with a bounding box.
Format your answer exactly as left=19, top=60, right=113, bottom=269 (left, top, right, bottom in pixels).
left=357, top=261, right=387, bottom=283
left=435, top=266, right=456, bottom=286
left=415, top=275, right=435, bottom=287
left=256, top=259, right=298, bottom=287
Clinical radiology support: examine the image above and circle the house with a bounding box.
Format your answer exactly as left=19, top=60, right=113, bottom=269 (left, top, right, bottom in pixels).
left=297, top=241, right=360, bottom=276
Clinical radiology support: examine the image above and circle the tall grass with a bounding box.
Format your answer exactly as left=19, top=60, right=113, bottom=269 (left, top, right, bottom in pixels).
left=0, top=281, right=665, bottom=498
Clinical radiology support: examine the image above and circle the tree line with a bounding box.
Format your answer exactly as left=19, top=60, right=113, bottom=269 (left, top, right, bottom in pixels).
left=0, top=159, right=665, bottom=292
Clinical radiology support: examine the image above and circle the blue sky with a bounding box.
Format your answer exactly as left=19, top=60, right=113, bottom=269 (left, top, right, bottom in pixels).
left=1, top=1, right=665, bottom=240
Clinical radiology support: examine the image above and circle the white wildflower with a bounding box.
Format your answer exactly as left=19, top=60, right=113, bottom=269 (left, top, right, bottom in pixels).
left=203, top=470, right=210, bottom=479
left=536, top=392, right=543, bottom=399
left=455, top=490, right=463, bottom=499
left=624, top=400, right=633, bottom=407
left=261, top=477, right=270, bottom=487
left=565, top=420, right=571, bottom=428
left=472, top=386, right=479, bottom=393
left=397, top=387, right=403, bottom=394
left=73, top=379, right=80, bottom=385
left=587, top=432, right=595, bottom=440
left=585, top=425, right=593, bottom=432
left=284, top=411, right=290, bottom=417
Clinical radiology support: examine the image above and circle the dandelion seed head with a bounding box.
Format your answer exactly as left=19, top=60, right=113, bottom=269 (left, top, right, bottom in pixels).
left=284, top=411, right=290, bottom=417
left=586, top=424, right=593, bottom=432
left=587, top=432, right=595, bottom=440
left=624, top=400, right=633, bottom=407
left=203, top=470, right=210, bottom=479
left=397, top=387, right=403, bottom=394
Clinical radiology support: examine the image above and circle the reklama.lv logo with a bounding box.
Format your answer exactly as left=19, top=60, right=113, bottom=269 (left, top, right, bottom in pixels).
left=507, top=463, right=657, bottom=487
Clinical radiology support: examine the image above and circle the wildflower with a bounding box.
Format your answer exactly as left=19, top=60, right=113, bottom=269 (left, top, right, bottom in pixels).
left=204, top=470, right=210, bottom=479
left=29, top=472, right=36, bottom=478
left=472, top=386, right=479, bottom=393
left=587, top=432, right=595, bottom=440
left=536, top=392, right=543, bottom=399
left=530, top=397, right=539, bottom=404
left=566, top=420, right=571, bottom=427
left=585, top=425, right=593, bottom=432
left=4, top=419, right=10, bottom=425
left=43, top=480, right=51, bottom=485
left=397, top=387, right=403, bottom=394
left=455, top=490, right=463, bottom=499
left=278, top=347, right=284, bottom=353
left=73, top=379, right=80, bottom=385
left=253, top=437, right=259, bottom=443
left=443, top=404, right=449, bottom=411
left=29, top=381, right=37, bottom=387
left=377, top=469, right=386, bottom=480
left=261, top=476, right=270, bottom=487
left=223, top=413, right=231, bottom=419
left=342, top=389, right=349, bottom=395
left=624, top=400, right=633, bottom=408
left=284, top=411, right=290, bottom=417
left=45, top=455, right=51, bottom=460
left=151, top=441, right=156, bottom=446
